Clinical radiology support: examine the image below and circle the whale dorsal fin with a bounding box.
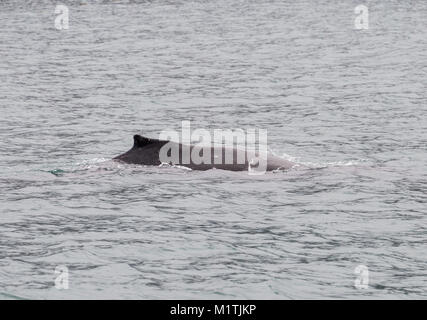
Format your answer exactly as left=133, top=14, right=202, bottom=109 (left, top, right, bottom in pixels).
left=133, top=134, right=155, bottom=148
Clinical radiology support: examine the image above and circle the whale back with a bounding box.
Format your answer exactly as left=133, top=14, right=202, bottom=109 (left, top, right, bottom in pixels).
left=133, top=134, right=156, bottom=148
left=114, top=135, right=167, bottom=165
left=114, top=134, right=295, bottom=171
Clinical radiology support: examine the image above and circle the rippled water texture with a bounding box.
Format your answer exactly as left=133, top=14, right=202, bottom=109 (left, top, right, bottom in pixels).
left=0, top=0, right=426, bottom=299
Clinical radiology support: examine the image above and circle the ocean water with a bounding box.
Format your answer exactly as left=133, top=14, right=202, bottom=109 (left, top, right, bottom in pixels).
left=0, top=0, right=426, bottom=299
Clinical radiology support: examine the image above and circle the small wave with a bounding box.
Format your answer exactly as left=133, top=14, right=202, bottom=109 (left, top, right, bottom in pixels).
left=158, top=162, right=193, bottom=171
left=43, top=156, right=367, bottom=177
left=44, top=158, right=122, bottom=177
left=0, top=292, right=27, bottom=300
left=75, top=158, right=110, bottom=167
left=294, top=158, right=370, bottom=169
left=47, top=168, right=66, bottom=177
left=269, top=150, right=369, bottom=170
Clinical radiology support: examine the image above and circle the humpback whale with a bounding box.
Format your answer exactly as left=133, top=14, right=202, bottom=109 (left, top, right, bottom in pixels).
left=113, top=135, right=294, bottom=172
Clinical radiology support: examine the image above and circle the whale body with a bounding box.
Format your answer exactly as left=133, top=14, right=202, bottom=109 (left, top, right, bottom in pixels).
left=113, top=135, right=294, bottom=172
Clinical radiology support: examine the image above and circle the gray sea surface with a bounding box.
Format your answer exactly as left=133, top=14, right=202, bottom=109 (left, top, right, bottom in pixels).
left=0, top=0, right=426, bottom=299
